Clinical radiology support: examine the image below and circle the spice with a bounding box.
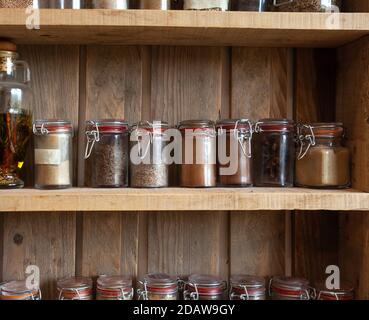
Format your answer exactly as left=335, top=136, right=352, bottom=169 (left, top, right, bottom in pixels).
left=0, top=0, right=32, bottom=7
left=130, top=121, right=169, bottom=188
left=270, top=276, right=312, bottom=300
left=184, top=0, right=229, bottom=10
left=85, top=120, right=129, bottom=188
left=138, top=0, right=171, bottom=9
left=229, top=275, right=266, bottom=300
left=0, top=280, right=41, bottom=300
left=271, top=0, right=341, bottom=12
left=138, top=273, right=178, bottom=300
left=57, top=277, right=93, bottom=300
left=296, top=123, right=350, bottom=188
left=33, top=120, right=73, bottom=189
left=316, top=282, right=354, bottom=300
left=253, top=119, right=295, bottom=187
left=48, top=0, right=84, bottom=8
left=91, top=0, right=129, bottom=8
left=235, top=0, right=270, bottom=11
left=97, top=275, right=133, bottom=300
left=179, top=120, right=217, bottom=188
left=217, top=119, right=253, bottom=186
left=184, top=274, right=226, bottom=300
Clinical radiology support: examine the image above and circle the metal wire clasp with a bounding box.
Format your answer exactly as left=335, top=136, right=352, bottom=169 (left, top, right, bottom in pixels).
left=297, top=124, right=316, bottom=160
left=137, top=281, right=148, bottom=300
left=183, top=282, right=199, bottom=300
left=84, top=121, right=100, bottom=159
left=33, top=123, right=49, bottom=135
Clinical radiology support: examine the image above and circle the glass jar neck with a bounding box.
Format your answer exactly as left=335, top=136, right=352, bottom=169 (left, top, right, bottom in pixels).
left=314, top=136, right=342, bottom=147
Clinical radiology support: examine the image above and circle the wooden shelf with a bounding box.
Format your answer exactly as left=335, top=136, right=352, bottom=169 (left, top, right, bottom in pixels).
left=0, top=188, right=368, bottom=212
left=0, top=9, right=369, bottom=47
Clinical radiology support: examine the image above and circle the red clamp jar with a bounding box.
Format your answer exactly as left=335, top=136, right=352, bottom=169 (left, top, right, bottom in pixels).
left=184, top=274, right=227, bottom=300
left=96, top=275, right=133, bottom=300
left=229, top=275, right=266, bottom=300
left=316, top=282, right=354, bottom=300
left=216, top=119, right=253, bottom=186
left=84, top=119, right=129, bottom=188
left=138, top=273, right=178, bottom=300
left=269, top=276, right=313, bottom=300
left=0, top=280, right=41, bottom=300
left=179, top=120, right=217, bottom=187
left=57, top=276, right=93, bottom=300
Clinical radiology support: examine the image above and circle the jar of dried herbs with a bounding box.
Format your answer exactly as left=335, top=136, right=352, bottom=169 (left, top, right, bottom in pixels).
left=0, top=0, right=32, bottom=7
left=179, top=120, right=217, bottom=187
left=138, top=273, right=178, bottom=300
left=296, top=123, right=350, bottom=188
left=184, top=274, right=226, bottom=300
left=229, top=275, right=266, bottom=300
left=84, top=119, right=129, bottom=188
left=269, top=276, right=312, bottom=300
left=216, top=119, right=253, bottom=186
left=138, top=0, right=171, bottom=9
left=91, top=0, right=129, bottom=8
left=130, top=121, right=169, bottom=188
left=57, top=277, right=93, bottom=300
left=253, top=119, right=295, bottom=187
left=316, top=282, right=354, bottom=300
left=33, top=120, right=73, bottom=189
left=96, top=275, right=134, bottom=300
left=270, top=0, right=341, bottom=12
left=184, top=0, right=229, bottom=10
left=0, top=280, right=41, bottom=300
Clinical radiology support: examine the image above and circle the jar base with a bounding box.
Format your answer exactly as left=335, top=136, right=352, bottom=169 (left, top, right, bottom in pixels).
left=0, top=177, right=24, bottom=189
left=35, top=184, right=72, bottom=190
left=295, top=183, right=351, bottom=189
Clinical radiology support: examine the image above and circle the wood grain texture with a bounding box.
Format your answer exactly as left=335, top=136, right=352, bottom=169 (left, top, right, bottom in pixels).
left=344, top=1, right=369, bottom=12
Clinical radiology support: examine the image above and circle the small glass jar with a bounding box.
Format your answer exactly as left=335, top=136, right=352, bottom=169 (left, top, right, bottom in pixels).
left=296, top=123, right=350, bottom=188
left=48, top=0, right=85, bottom=8
left=229, top=275, right=266, bottom=300
left=84, top=119, right=129, bottom=188
left=130, top=121, right=169, bottom=188
left=270, top=0, right=341, bottom=12
left=316, top=282, right=354, bottom=301
left=184, top=274, right=226, bottom=300
left=0, top=280, right=41, bottom=300
left=235, top=0, right=270, bottom=11
left=217, top=119, right=253, bottom=186
left=138, top=273, right=178, bottom=300
left=96, top=275, right=134, bottom=300
left=269, top=276, right=312, bottom=300
left=138, top=0, right=171, bottom=9
left=253, top=119, right=295, bottom=187
left=57, top=277, right=93, bottom=300
left=33, top=120, right=73, bottom=189
left=91, top=0, right=129, bottom=8
left=184, top=0, right=229, bottom=10
left=179, top=120, right=217, bottom=187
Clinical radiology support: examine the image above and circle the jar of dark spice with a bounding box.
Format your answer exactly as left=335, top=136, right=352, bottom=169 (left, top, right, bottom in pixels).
left=234, top=0, right=270, bottom=11
left=57, top=277, right=93, bottom=300
left=184, top=275, right=226, bottom=300
left=270, top=0, right=341, bottom=12
left=138, top=273, right=178, bottom=300
left=138, top=0, right=171, bottom=9
left=296, top=123, right=350, bottom=188
left=269, top=276, right=313, bottom=300
left=130, top=121, right=169, bottom=188
left=84, top=120, right=129, bottom=188
left=184, top=0, right=229, bottom=10
left=179, top=120, right=217, bottom=188
left=229, top=275, right=266, bottom=300
left=33, top=120, right=73, bottom=189
left=0, top=280, right=41, bottom=300
left=91, top=0, right=129, bottom=8
left=253, top=119, right=295, bottom=187
left=217, top=119, right=253, bottom=186
left=316, top=282, right=354, bottom=300
left=96, top=275, right=134, bottom=300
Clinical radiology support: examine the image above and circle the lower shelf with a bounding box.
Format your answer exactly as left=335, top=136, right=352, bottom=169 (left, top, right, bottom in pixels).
left=0, top=187, right=367, bottom=212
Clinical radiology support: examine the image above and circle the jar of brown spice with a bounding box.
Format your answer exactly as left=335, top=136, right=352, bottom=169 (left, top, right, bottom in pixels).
left=138, top=273, right=178, bottom=300
left=138, top=0, right=171, bottom=9
left=315, top=282, right=354, bottom=300
left=184, top=274, right=226, bottom=300
left=96, top=275, right=134, bottom=300
left=229, top=275, right=266, bottom=300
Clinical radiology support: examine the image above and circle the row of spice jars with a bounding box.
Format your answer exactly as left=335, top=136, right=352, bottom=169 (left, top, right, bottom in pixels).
left=1, top=0, right=342, bottom=12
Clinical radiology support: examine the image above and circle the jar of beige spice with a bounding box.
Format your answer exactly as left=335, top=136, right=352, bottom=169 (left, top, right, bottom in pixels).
left=91, top=0, right=130, bottom=8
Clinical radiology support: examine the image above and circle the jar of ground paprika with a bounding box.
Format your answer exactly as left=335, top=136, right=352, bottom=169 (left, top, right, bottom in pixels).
left=96, top=275, right=134, bottom=300
left=84, top=120, right=129, bottom=188
left=229, top=275, right=266, bottom=300
left=216, top=119, right=253, bottom=186
left=179, top=120, right=217, bottom=187
left=184, top=274, right=226, bottom=300
left=138, top=273, right=178, bottom=300
left=253, top=119, right=295, bottom=187
left=57, top=277, right=93, bottom=300
left=269, top=276, right=313, bottom=300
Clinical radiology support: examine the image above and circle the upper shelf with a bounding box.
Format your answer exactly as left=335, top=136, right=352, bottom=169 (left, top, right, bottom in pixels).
left=0, top=9, right=368, bottom=47
left=0, top=188, right=368, bottom=212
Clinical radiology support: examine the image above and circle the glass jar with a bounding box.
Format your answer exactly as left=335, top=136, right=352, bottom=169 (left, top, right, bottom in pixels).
left=229, top=275, right=266, bottom=300
left=296, top=123, right=350, bottom=188
left=57, top=277, right=93, bottom=300
left=33, top=120, right=73, bottom=189
left=138, top=273, right=178, bottom=300
left=253, top=119, right=295, bottom=187
left=130, top=121, right=169, bottom=188
left=316, top=282, right=354, bottom=300
left=269, top=276, right=312, bottom=300
left=0, top=0, right=32, bottom=7
left=179, top=120, right=217, bottom=187
left=138, top=0, right=171, bottom=9
left=91, top=0, right=129, bottom=8
left=0, top=280, right=41, bottom=300
left=48, top=0, right=85, bottom=8
left=96, top=275, right=134, bottom=300
left=0, top=42, right=33, bottom=189
left=270, top=0, right=341, bottom=12
left=235, top=0, right=270, bottom=11
left=184, top=275, right=226, bottom=300
left=217, top=119, right=253, bottom=186
left=184, top=0, right=229, bottom=10
left=84, top=119, right=129, bottom=188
